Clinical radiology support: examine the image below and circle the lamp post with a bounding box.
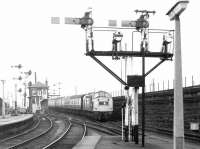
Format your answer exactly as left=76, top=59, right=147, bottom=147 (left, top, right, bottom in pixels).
left=166, top=1, right=189, bottom=149
left=1, top=80, right=5, bottom=118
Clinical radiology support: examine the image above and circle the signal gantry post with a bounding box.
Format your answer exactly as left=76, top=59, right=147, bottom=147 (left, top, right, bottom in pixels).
left=52, top=9, right=174, bottom=147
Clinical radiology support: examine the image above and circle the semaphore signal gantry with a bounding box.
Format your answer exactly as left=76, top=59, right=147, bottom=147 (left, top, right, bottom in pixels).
left=65, top=9, right=174, bottom=87
left=51, top=9, right=174, bottom=147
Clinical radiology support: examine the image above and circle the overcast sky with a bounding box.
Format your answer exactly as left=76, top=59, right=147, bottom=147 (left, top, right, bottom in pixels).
left=0, top=0, right=198, bottom=106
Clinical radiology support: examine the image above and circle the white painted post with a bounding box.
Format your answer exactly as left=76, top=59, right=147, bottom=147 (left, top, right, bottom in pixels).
left=128, top=106, right=131, bottom=141
left=135, top=88, right=139, bottom=127
left=131, top=87, right=135, bottom=141
left=130, top=87, right=139, bottom=143
left=131, top=87, right=136, bottom=126
left=135, top=87, right=139, bottom=144
left=124, top=88, right=129, bottom=142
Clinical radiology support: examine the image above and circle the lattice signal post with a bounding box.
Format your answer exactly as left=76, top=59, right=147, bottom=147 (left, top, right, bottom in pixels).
left=51, top=9, right=174, bottom=147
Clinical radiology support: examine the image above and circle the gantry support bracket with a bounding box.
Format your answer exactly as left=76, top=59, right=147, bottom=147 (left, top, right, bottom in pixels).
left=89, top=54, right=128, bottom=86
left=87, top=51, right=172, bottom=88
left=145, top=59, right=166, bottom=77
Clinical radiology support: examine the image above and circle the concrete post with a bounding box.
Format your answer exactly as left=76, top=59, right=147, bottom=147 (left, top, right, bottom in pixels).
left=174, top=15, right=184, bottom=149
left=166, top=2, right=188, bottom=148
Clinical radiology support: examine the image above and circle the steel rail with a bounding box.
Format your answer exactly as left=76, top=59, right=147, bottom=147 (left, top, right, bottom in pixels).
left=81, top=122, right=87, bottom=140
left=0, top=116, right=40, bottom=143
left=7, top=116, right=53, bottom=149
left=43, top=117, right=86, bottom=149
left=85, top=121, right=121, bottom=135
left=42, top=120, right=72, bottom=149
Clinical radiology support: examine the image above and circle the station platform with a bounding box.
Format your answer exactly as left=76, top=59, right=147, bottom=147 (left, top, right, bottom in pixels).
left=73, top=134, right=200, bottom=149
left=0, top=114, right=33, bottom=127
left=0, top=114, right=34, bottom=139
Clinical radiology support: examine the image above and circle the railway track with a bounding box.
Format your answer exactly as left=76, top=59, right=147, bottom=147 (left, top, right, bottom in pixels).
left=107, top=120, right=200, bottom=143
left=49, top=112, right=122, bottom=136
left=0, top=115, right=53, bottom=149
left=0, top=116, right=40, bottom=144
left=50, top=111, right=200, bottom=143
left=86, top=120, right=121, bottom=136
left=15, top=115, right=67, bottom=149
left=0, top=115, right=52, bottom=149
left=0, top=115, right=70, bottom=149
left=43, top=118, right=86, bottom=149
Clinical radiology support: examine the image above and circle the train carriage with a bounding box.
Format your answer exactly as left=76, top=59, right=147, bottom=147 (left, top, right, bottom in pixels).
left=82, top=93, right=93, bottom=111
left=48, top=91, right=113, bottom=121
left=68, top=95, right=83, bottom=110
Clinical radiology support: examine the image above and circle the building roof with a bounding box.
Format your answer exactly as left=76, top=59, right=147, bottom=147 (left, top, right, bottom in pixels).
left=31, top=82, right=48, bottom=89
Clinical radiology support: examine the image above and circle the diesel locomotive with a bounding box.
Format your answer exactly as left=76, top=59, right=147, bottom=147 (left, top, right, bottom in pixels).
left=48, top=91, right=113, bottom=121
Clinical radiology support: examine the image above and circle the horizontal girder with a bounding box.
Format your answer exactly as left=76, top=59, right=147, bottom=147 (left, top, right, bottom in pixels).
left=86, top=50, right=173, bottom=58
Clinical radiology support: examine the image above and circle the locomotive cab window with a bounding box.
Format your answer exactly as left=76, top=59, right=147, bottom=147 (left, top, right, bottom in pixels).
left=95, top=91, right=111, bottom=98
left=99, top=101, right=109, bottom=105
